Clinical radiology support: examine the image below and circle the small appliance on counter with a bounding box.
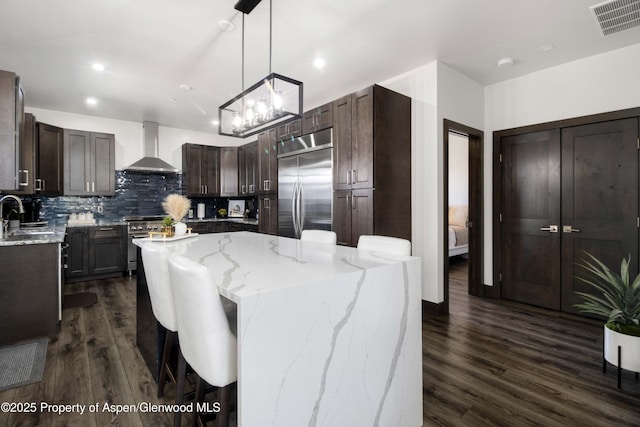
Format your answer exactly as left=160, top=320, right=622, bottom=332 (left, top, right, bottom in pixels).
left=197, top=203, right=205, bottom=219
left=67, top=212, right=96, bottom=225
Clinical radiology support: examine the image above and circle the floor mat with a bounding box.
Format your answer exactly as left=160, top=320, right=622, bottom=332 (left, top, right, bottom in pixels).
left=0, top=337, right=48, bottom=392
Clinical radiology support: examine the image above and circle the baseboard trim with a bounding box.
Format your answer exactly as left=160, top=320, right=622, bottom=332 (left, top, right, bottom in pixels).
left=422, top=300, right=448, bottom=318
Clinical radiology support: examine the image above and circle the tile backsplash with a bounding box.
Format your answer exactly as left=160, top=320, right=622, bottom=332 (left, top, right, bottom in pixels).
left=35, top=170, right=257, bottom=223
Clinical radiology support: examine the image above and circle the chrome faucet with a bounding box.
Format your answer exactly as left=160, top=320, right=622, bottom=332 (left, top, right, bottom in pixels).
left=0, top=194, right=25, bottom=238
left=0, top=194, right=25, bottom=218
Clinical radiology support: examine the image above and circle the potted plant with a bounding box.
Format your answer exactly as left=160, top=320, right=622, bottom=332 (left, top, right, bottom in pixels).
left=161, top=216, right=175, bottom=237
left=162, top=194, right=191, bottom=236
left=217, top=208, right=227, bottom=218
left=574, top=252, right=640, bottom=375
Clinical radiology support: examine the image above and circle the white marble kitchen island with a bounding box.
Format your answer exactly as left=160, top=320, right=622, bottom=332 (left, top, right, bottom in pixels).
left=135, top=231, right=422, bottom=427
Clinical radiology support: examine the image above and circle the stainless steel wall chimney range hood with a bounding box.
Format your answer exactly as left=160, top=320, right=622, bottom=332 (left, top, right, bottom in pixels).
left=125, top=121, right=178, bottom=172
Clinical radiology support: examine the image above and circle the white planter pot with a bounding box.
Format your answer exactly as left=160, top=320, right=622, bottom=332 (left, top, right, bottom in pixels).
left=603, top=325, right=640, bottom=372
left=174, top=221, right=187, bottom=236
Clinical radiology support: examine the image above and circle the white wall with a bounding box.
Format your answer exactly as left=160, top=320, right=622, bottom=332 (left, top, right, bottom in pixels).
left=26, top=107, right=243, bottom=171
left=380, top=61, right=484, bottom=303
left=448, top=133, right=468, bottom=206
left=483, top=42, right=640, bottom=286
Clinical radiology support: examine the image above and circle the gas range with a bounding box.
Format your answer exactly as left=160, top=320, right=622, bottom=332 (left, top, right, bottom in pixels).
left=124, top=215, right=166, bottom=237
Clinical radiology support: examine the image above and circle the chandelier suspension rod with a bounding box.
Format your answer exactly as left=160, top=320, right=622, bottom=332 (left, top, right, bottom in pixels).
left=242, top=13, right=245, bottom=92
left=269, top=0, right=272, bottom=75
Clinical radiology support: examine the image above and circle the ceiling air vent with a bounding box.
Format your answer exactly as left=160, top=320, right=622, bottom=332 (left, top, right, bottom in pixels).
left=589, top=0, right=640, bottom=36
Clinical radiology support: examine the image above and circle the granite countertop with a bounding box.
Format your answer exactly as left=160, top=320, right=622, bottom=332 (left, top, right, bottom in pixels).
left=65, top=219, right=127, bottom=228
left=0, top=222, right=67, bottom=247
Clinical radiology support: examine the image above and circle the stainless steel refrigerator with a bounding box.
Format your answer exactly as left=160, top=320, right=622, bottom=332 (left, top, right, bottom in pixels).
left=278, top=128, right=333, bottom=238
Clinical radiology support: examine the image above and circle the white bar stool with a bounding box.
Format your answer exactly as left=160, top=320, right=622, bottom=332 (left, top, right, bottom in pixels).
left=357, top=235, right=411, bottom=256
left=141, top=244, right=179, bottom=398
left=300, top=229, right=337, bottom=245
left=168, top=253, right=238, bottom=427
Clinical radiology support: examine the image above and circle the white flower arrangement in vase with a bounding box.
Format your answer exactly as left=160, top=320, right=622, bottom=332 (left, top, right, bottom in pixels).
left=162, top=194, right=191, bottom=236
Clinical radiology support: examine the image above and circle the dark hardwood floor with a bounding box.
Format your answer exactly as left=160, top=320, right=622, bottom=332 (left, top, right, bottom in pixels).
left=424, top=256, right=640, bottom=426
left=1, top=261, right=639, bottom=426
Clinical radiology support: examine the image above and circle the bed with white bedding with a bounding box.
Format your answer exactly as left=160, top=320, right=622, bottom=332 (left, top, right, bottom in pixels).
left=448, top=205, right=468, bottom=257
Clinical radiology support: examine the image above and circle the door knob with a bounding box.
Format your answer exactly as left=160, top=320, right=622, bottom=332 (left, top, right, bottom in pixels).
left=563, top=225, right=581, bottom=233
left=540, top=225, right=558, bottom=232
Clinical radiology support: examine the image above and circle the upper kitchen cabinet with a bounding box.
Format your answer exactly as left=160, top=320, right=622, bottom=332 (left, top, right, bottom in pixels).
left=220, top=146, right=238, bottom=197
left=14, top=112, right=36, bottom=195
left=276, top=118, right=302, bottom=141
left=257, top=128, right=277, bottom=193
left=63, top=129, right=115, bottom=196
left=302, top=101, right=333, bottom=135
left=182, top=143, right=220, bottom=197
left=35, top=122, right=64, bottom=196
left=332, top=85, right=411, bottom=245
left=0, top=70, right=24, bottom=191
left=238, top=141, right=257, bottom=196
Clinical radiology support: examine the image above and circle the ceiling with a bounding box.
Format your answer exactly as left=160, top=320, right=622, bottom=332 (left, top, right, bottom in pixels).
left=1, top=0, right=639, bottom=134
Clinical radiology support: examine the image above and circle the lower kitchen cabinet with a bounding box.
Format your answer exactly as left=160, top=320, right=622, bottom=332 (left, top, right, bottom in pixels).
left=65, top=225, right=126, bottom=281
left=0, top=243, right=59, bottom=344
left=333, top=188, right=373, bottom=246
left=186, top=221, right=226, bottom=234
left=258, top=195, right=278, bottom=235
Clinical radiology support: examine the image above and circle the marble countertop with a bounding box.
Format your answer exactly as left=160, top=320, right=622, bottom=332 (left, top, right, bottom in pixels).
left=0, top=223, right=67, bottom=246
left=65, top=219, right=127, bottom=228
left=134, top=231, right=414, bottom=302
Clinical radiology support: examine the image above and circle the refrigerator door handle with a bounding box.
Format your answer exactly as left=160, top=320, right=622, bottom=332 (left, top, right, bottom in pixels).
left=298, top=182, right=304, bottom=234
left=291, top=181, right=299, bottom=237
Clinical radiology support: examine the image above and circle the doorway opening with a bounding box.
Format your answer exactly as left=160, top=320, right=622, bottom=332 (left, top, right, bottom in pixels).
left=443, top=120, right=483, bottom=315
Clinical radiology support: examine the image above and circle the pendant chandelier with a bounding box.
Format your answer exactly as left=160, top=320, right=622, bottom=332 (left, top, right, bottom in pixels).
left=218, top=0, right=303, bottom=138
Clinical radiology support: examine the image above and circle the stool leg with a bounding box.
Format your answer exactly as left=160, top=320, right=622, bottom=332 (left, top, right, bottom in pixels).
left=158, top=330, right=177, bottom=398
left=175, top=349, right=187, bottom=427
left=193, top=374, right=205, bottom=427
left=217, top=384, right=232, bottom=427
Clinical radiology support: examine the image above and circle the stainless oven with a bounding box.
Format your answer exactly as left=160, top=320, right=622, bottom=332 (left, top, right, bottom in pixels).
left=124, top=215, right=165, bottom=273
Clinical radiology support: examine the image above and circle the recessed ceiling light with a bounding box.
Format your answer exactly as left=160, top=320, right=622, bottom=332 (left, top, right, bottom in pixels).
left=85, top=97, right=98, bottom=106
left=218, top=20, right=235, bottom=32
left=496, top=57, right=514, bottom=68
left=179, top=84, right=193, bottom=91
left=92, top=63, right=105, bottom=72
left=211, top=120, right=219, bottom=126
left=313, top=57, right=326, bottom=69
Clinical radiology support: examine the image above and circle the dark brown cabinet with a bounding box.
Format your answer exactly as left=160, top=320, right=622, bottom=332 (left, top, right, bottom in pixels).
left=333, top=189, right=373, bottom=246
left=276, top=119, right=302, bottom=141
left=238, top=141, right=257, bottom=196
left=35, top=122, right=64, bottom=196
left=182, top=143, right=220, bottom=197
left=220, top=147, right=238, bottom=197
left=258, top=128, right=277, bottom=193
left=258, top=195, right=278, bottom=235
left=65, top=227, right=90, bottom=277
left=63, top=129, right=115, bottom=196
left=302, top=102, right=333, bottom=134
left=0, top=243, right=59, bottom=344
left=332, top=85, right=411, bottom=246
left=15, top=112, right=35, bottom=194
left=186, top=221, right=227, bottom=234
left=0, top=70, right=23, bottom=191
left=65, top=225, right=126, bottom=281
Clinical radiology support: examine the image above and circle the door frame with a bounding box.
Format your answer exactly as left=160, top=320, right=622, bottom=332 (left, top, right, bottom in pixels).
left=443, top=119, right=484, bottom=314
left=492, top=106, right=640, bottom=300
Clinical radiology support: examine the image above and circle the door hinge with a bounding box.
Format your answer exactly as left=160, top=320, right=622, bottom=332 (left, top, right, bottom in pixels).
left=637, top=138, right=639, bottom=150
left=499, top=213, right=502, bottom=222
left=499, top=153, right=503, bottom=163
left=499, top=273, right=503, bottom=282
left=637, top=217, right=639, bottom=228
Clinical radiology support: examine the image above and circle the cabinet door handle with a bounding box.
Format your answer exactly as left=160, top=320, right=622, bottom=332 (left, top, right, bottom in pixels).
left=264, top=180, right=270, bottom=191
left=92, top=182, right=95, bottom=192
left=86, top=182, right=90, bottom=192
left=352, top=195, right=357, bottom=210
left=539, top=225, right=558, bottom=233
left=563, top=225, right=581, bottom=233
left=42, top=179, right=46, bottom=192
left=242, top=185, right=246, bottom=194
left=347, top=171, right=352, bottom=185
left=19, top=169, right=28, bottom=186
left=35, top=178, right=43, bottom=191
left=265, top=198, right=270, bottom=209
left=352, top=170, right=357, bottom=185
left=204, top=185, right=208, bottom=194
